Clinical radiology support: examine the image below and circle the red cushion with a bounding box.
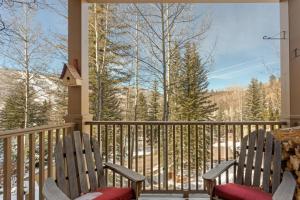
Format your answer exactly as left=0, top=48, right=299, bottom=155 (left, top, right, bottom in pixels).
left=214, top=183, right=272, bottom=200
left=93, top=187, right=134, bottom=200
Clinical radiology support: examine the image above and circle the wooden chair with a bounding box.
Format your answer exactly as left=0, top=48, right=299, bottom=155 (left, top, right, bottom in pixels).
left=202, top=129, right=296, bottom=200
left=43, top=131, right=145, bottom=200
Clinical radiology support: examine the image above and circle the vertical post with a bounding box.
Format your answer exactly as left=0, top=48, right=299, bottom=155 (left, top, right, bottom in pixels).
left=280, top=0, right=300, bottom=127
left=66, top=0, right=92, bottom=132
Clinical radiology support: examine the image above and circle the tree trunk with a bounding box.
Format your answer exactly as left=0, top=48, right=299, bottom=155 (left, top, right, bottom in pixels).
left=160, top=3, right=168, bottom=189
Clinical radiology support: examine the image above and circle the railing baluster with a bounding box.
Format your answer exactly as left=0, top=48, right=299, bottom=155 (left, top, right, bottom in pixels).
left=4, top=137, right=12, bottom=200
left=225, top=125, right=229, bottom=183
left=248, top=124, right=251, bottom=135
left=48, top=130, right=53, bottom=178
left=158, top=124, right=161, bottom=190
left=39, top=131, right=45, bottom=200
left=241, top=124, right=244, bottom=140
left=105, top=125, right=108, bottom=185
left=113, top=124, right=116, bottom=186
left=165, top=124, right=168, bottom=191
left=56, top=128, right=60, bottom=144
left=128, top=125, right=131, bottom=187
left=120, top=125, right=123, bottom=187
left=210, top=124, right=213, bottom=169
left=180, top=125, right=183, bottom=190
left=98, top=124, right=101, bottom=144
left=29, top=133, right=35, bottom=200
left=135, top=124, right=138, bottom=173
left=218, top=124, right=221, bottom=185
left=203, top=125, right=206, bottom=174
left=150, top=125, right=153, bottom=191
left=143, top=124, right=146, bottom=191
left=90, top=124, right=93, bottom=138
left=233, top=125, right=237, bottom=182
left=188, top=124, right=191, bottom=191
left=196, top=125, right=199, bottom=190
left=17, top=135, right=24, bottom=200
left=173, top=124, right=176, bottom=190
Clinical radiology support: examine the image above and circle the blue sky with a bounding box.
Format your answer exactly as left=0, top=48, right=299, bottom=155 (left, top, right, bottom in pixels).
left=195, top=3, right=280, bottom=90
left=4, top=2, right=280, bottom=91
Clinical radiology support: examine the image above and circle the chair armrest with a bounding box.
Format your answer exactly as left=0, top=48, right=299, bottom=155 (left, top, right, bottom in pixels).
left=43, top=178, right=70, bottom=200
left=104, top=163, right=145, bottom=182
left=273, top=171, right=296, bottom=200
left=202, top=160, right=236, bottom=180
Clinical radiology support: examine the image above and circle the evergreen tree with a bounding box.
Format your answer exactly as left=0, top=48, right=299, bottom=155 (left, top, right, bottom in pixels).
left=169, top=41, right=182, bottom=120
left=0, top=82, right=51, bottom=129
left=244, top=78, right=265, bottom=121
left=177, top=42, right=217, bottom=121
left=136, top=92, right=148, bottom=121
left=89, top=4, right=131, bottom=121
left=99, top=69, right=122, bottom=121
left=148, top=80, right=161, bottom=121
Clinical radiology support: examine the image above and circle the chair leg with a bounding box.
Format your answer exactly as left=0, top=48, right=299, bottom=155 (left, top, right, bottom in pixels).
left=204, top=179, right=216, bottom=200
left=131, top=181, right=142, bottom=200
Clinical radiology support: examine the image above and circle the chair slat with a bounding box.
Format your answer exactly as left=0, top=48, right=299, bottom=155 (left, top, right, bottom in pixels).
left=92, top=138, right=106, bottom=188
left=73, top=131, right=89, bottom=194
left=64, top=135, right=80, bottom=199
left=244, top=132, right=256, bottom=186
left=272, top=140, right=282, bottom=194
left=83, top=134, right=98, bottom=191
left=263, top=133, right=274, bottom=192
left=253, top=130, right=265, bottom=186
left=55, top=141, right=69, bottom=197
left=236, top=136, right=248, bottom=184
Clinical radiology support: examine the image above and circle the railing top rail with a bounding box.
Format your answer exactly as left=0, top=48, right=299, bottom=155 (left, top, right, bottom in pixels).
left=0, top=123, right=75, bottom=139
left=86, top=121, right=287, bottom=126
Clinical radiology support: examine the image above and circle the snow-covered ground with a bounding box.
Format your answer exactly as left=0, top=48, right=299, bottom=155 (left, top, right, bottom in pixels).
left=0, top=181, right=40, bottom=200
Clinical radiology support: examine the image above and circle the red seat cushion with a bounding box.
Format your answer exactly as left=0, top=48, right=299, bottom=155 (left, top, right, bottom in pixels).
left=214, top=183, right=272, bottom=200
left=93, top=187, right=134, bottom=200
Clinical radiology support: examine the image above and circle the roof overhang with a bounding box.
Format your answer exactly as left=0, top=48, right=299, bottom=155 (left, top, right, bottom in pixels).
left=87, top=0, right=280, bottom=3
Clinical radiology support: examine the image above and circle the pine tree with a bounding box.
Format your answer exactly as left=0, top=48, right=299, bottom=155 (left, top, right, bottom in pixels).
left=244, top=78, right=265, bottom=121
left=148, top=80, right=161, bottom=121
left=99, top=69, right=122, bottom=121
left=136, top=92, right=148, bottom=121
left=89, top=4, right=131, bottom=121
left=177, top=42, right=217, bottom=121
left=169, top=41, right=182, bottom=120
left=0, top=82, right=51, bottom=129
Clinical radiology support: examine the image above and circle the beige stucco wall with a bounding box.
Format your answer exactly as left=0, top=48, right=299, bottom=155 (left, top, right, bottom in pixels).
left=280, top=0, right=300, bottom=126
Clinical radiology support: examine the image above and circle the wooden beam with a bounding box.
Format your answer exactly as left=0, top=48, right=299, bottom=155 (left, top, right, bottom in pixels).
left=87, top=0, right=279, bottom=3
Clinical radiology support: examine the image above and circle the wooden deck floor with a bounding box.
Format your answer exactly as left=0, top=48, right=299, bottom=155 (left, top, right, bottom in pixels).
left=140, top=193, right=210, bottom=200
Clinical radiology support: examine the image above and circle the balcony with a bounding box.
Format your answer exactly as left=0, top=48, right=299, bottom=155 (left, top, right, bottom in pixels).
left=0, top=121, right=285, bottom=199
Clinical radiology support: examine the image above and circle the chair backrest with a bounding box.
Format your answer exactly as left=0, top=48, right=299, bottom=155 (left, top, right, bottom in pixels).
left=54, top=131, right=106, bottom=199
left=236, top=129, right=281, bottom=194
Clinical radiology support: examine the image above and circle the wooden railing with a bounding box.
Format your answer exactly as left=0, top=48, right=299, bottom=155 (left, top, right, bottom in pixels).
left=0, top=123, right=75, bottom=200
left=86, top=121, right=287, bottom=193
left=0, top=121, right=287, bottom=199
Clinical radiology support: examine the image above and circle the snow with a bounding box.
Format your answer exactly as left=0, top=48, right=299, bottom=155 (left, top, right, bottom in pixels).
left=0, top=181, right=40, bottom=200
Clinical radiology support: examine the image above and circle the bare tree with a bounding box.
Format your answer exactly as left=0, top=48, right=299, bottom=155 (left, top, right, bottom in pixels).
left=0, top=6, right=53, bottom=128
left=120, top=3, right=213, bottom=187
left=0, top=0, right=48, bottom=35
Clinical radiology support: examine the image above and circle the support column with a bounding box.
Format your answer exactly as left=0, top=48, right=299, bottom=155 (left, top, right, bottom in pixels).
left=280, top=0, right=300, bottom=127
left=66, top=0, right=92, bottom=132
